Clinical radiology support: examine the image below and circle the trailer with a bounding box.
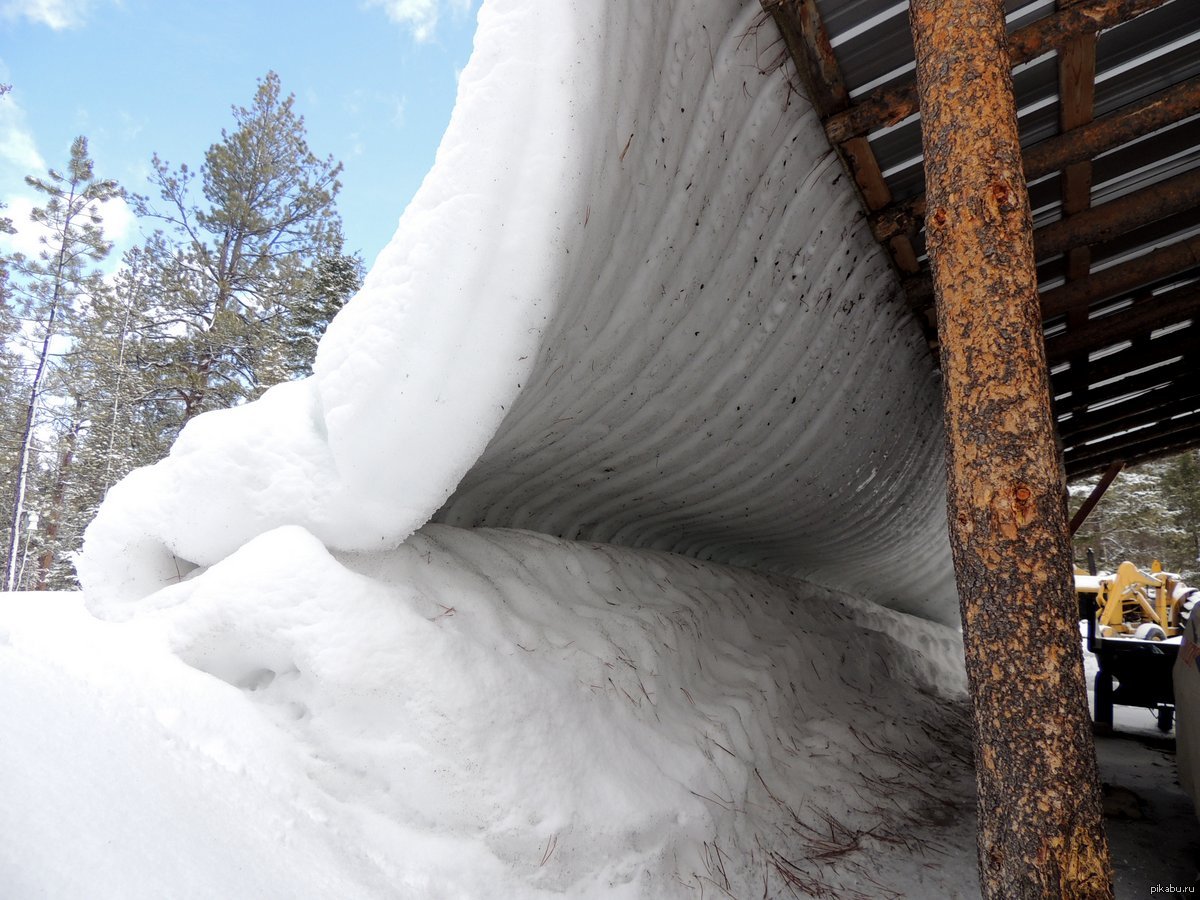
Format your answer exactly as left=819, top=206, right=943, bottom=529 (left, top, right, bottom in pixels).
left=1077, top=561, right=1196, bottom=732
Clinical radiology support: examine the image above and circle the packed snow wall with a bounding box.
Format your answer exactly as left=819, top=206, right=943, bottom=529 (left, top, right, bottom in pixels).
left=79, top=0, right=958, bottom=622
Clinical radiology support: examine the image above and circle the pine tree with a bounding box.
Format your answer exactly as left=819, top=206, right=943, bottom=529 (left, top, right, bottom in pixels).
left=133, top=71, right=348, bottom=430
left=278, top=252, right=363, bottom=379
left=0, top=202, right=29, bottom=583
left=1162, top=450, right=1200, bottom=577
left=2, top=137, right=119, bottom=591
left=0, top=80, right=353, bottom=589
left=1070, top=450, right=1200, bottom=583
left=24, top=271, right=163, bottom=589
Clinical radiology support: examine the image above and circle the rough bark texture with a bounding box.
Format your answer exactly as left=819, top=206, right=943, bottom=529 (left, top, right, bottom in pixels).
left=909, top=1, right=1115, bottom=897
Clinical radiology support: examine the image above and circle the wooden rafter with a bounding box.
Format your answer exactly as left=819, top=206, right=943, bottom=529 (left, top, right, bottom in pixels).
left=1052, top=325, right=1198, bottom=386
left=1066, top=415, right=1200, bottom=477
left=761, top=0, right=921, bottom=294
left=1040, top=233, right=1200, bottom=318
left=1061, top=387, right=1200, bottom=442
left=1036, top=169, right=1200, bottom=260
left=1054, top=355, right=1195, bottom=410
left=766, top=0, right=1200, bottom=475
left=1044, top=280, right=1200, bottom=362
left=1057, top=17, right=1098, bottom=419
left=871, top=76, right=1200, bottom=244
left=1068, top=421, right=1200, bottom=477
left=762, top=0, right=847, bottom=117
left=763, top=0, right=933, bottom=354
left=762, top=0, right=894, bottom=217
left=825, top=0, right=1170, bottom=144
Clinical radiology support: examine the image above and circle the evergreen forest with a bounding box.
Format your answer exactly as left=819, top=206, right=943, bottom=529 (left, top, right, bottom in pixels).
left=1070, top=450, right=1200, bottom=584
left=0, top=72, right=362, bottom=590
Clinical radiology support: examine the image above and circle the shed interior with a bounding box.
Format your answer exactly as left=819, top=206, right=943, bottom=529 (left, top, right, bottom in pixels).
left=764, top=0, right=1200, bottom=479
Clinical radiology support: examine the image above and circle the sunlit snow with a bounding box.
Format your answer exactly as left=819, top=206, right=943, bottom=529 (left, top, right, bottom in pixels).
left=3, top=527, right=976, bottom=897
left=77, top=0, right=955, bottom=623
left=5, top=0, right=986, bottom=896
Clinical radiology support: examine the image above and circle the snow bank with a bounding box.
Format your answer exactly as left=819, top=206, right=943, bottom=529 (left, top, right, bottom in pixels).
left=77, top=0, right=955, bottom=622
left=2, top=526, right=976, bottom=898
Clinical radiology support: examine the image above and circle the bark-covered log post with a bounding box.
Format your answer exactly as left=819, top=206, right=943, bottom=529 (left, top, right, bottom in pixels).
left=909, top=1, right=1114, bottom=897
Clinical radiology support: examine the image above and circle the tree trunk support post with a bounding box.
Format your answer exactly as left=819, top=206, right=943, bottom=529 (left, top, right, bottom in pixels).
left=909, top=1, right=1114, bottom=896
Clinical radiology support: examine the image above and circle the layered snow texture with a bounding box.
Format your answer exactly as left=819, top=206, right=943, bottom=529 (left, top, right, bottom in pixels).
left=2, top=526, right=978, bottom=898
left=77, top=0, right=956, bottom=622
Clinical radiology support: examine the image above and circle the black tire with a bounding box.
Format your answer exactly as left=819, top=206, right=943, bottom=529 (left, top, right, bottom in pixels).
left=1181, top=589, right=1198, bottom=628
left=1094, top=670, right=1114, bottom=729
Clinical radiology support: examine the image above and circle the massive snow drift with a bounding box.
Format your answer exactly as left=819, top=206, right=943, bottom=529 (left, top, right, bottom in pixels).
left=4, top=527, right=976, bottom=898
left=31, top=1, right=975, bottom=895
left=77, top=0, right=955, bottom=622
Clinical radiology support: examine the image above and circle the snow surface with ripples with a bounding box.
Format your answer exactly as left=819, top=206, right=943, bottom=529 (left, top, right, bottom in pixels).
left=1, top=0, right=981, bottom=896
left=76, top=0, right=954, bottom=623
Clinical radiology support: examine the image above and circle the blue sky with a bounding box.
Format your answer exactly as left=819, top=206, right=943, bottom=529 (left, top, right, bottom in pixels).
left=0, top=0, right=482, bottom=268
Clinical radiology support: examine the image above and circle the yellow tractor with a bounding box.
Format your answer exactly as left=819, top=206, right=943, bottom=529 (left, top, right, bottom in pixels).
left=1076, top=559, right=1198, bottom=732
left=1076, top=560, right=1197, bottom=642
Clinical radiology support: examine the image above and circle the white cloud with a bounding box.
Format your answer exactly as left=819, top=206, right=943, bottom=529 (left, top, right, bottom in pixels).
left=1, top=192, right=134, bottom=267
left=1, top=0, right=95, bottom=29
left=98, top=192, right=134, bottom=248
left=1, top=195, right=43, bottom=258
left=0, top=94, right=45, bottom=175
left=365, top=0, right=470, bottom=42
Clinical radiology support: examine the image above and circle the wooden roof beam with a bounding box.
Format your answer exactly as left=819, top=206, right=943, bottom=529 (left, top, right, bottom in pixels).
left=1025, top=77, right=1200, bottom=181
left=762, top=0, right=897, bottom=215
left=902, top=214, right=1200, bottom=315
left=1040, top=232, right=1200, bottom=318
left=1065, top=415, right=1200, bottom=477
left=1044, top=279, right=1200, bottom=363
left=827, top=0, right=1171, bottom=145
left=1052, top=325, right=1198, bottom=386
left=1058, top=27, right=1099, bottom=423
left=1058, top=29, right=1097, bottom=231
left=763, top=0, right=932, bottom=345
left=1036, top=167, right=1200, bottom=260
left=1067, top=420, right=1200, bottom=478
left=873, top=75, right=1200, bottom=243
left=1053, top=354, right=1194, bottom=410
left=1060, top=388, right=1200, bottom=444
left=761, top=0, right=848, bottom=118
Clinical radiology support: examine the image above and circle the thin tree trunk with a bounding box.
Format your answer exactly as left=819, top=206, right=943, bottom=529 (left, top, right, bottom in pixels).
left=4, top=226, right=73, bottom=591
left=4, top=387, right=37, bottom=591
left=102, top=290, right=135, bottom=493
left=35, top=419, right=79, bottom=590
left=909, top=0, right=1113, bottom=896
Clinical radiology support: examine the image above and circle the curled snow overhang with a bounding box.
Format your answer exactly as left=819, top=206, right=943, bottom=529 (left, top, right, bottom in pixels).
left=78, top=0, right=958, bottom=623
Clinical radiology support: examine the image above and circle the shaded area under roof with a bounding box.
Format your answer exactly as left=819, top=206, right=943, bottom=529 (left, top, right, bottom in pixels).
left=765, top=0, right=1200, bottom=479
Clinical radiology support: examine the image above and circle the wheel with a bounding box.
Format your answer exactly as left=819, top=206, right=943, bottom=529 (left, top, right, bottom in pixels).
left=1094, top=670, right=1114, bottom=729
left=1179, top=588, right=1198, bottom=628
left=1133, top=622, right=1166, bottom=641
left=1157, top=705, right=1174, bottom=733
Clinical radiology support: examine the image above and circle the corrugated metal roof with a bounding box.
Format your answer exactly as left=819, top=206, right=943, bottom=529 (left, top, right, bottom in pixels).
left=765, top=0, right=1200, bottom=478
